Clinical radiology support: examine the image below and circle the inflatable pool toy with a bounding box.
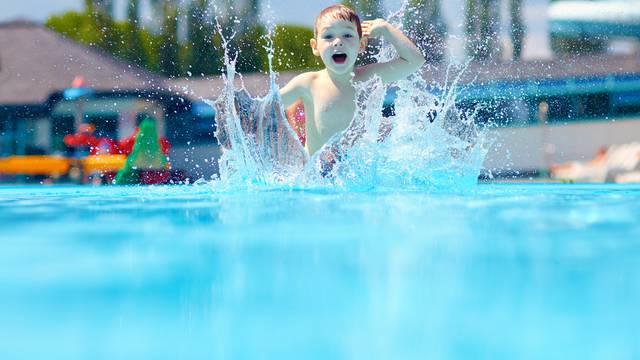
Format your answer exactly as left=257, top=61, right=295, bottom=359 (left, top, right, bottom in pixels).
left=0, top=119, right=182, bottom=185
left=0, top=156, right=70, bottom=176
left=82, top=154, right=127, bottom=173
left=115, top=118, right=170, bottom=185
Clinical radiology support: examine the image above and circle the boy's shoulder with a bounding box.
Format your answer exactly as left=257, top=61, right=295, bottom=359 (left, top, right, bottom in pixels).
left=289, top=70, right=322, bottom=85
left=279, top=70, right=324, bottom=103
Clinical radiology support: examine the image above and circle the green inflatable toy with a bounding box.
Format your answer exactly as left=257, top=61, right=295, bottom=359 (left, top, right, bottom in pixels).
left=115, top=118, right=167, bottom=185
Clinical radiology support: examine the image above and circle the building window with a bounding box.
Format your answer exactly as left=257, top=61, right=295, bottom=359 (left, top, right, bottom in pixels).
left=583, top=93, right=609, bottom=118
left=541, top=96, right=574, bottom=122
left=193, top=115, right=216, bottom=143
left=51, top=114, right=75, bottom=153
left=0, top=118, right=12, bottom=156
left=612, top=91, right=640, bottom=116
left=85, top=113, right=119, bottom=139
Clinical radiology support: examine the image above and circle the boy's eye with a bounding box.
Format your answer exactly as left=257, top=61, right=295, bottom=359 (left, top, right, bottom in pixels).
left=344, top=34, right=353, bottom=38
left=323, top=35, right=333, bottom=40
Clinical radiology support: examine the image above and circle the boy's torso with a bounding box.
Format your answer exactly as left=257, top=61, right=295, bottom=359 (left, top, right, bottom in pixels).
left=303, top=70, right=359, bottom=156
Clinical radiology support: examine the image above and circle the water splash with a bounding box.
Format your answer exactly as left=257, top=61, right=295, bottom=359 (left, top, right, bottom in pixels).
left=203, top=18, right=307, bottom=190
left=206, top=3, right=489, bottom=191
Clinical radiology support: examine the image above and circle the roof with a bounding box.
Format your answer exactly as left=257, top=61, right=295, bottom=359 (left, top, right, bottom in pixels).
left=0, top=20, right=165, bottom=105
left=166, top=71, right=300, bottom=102
left=427, top=53, right=640, bottom=85
left=450, top=54, right=640, bottom=100
left=167, top=53, right=640, bottom=102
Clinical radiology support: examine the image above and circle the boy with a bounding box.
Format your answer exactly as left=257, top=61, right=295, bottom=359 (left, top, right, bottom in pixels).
left=279, top=4, right=425, bottom=157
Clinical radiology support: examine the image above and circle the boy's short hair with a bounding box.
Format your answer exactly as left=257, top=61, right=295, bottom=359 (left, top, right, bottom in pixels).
left=314, top=4, right=362, bottom=38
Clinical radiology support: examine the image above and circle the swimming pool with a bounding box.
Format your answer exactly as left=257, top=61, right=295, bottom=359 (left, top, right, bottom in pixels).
left=1, top=184, right=639, bottom=359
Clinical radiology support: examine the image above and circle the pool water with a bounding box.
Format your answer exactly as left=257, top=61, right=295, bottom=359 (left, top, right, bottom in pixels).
left=1, top=184, right=639, bottom=359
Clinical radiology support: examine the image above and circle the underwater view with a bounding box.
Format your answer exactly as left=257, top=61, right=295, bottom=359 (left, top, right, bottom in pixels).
left=1, top=184, right=639, bottom=359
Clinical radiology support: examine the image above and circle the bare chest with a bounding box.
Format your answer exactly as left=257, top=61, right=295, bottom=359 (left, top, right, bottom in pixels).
left=310, top=83, right=356, bottom=134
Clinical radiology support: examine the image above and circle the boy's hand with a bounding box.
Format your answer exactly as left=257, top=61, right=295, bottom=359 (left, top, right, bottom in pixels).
left=355, top=17, right=425, bottom=84
left=361, top=19, right=390, bottom=39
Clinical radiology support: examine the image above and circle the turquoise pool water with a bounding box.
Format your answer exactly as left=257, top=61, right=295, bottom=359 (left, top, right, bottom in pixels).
left=1, top=184, right=639, bottom=359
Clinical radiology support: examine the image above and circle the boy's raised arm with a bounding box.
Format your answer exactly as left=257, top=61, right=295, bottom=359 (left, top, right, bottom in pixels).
left=357, top=20, right=426, bottom=84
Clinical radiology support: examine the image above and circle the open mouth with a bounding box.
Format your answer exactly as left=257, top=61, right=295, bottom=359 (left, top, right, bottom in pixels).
left=332, top=53, right=347, bottom=64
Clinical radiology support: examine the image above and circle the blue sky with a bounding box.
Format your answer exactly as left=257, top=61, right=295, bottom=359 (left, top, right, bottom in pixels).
left=0, top=0, right=337, bottom=25
left=1, top=0, right=551, bottom=59
left=1, top=0, right=82, bottom=22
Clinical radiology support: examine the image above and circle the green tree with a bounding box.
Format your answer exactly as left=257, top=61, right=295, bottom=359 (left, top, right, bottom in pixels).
left=510, top=0, right=525, bottom=60
left=46, top=11, right=98, bottom=45
left=46, top=5, right=159, bottom=72
left=233, top=26, right=267, bottom=74
left=269, top=25, right=322, bottom=72
left=159, top=1, right=180, bottom=77
left=48, top=0, right=298, bottom=76
left=48, top=1, right=122, bottom=59
left=465, top=0, right=499, bottom=60
left=187, top=0, right=220, bottom=75
left=343, top=0, right=383, bottom=18
left=84, top=0, right=120, bottom=55
left=404, top=0, right=446, bottom=64
left=94, top=0, right=114, bottom=17
left=205, top=0, right=266, bottom=75
left=123, top=0, right=148, bottom=67
left=238, top=0, right=261, bottom=30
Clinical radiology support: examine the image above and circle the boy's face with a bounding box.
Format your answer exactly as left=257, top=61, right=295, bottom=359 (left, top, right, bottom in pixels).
left=311, top=18, right=365, bottom=75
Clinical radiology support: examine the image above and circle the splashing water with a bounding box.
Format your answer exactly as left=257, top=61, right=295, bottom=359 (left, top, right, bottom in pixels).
left=206, top=4, right=490, bottom=191
left=203, top=21, right=307, bottom=189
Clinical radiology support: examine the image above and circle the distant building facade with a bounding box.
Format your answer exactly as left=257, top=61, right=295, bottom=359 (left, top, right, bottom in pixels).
left=1, top=19, right=640, bottom=179
left=167, top=52, right=640, bottom=175
left=549, top=0, right=640, bottom=55
left=0, top=20, right=220, bottom=180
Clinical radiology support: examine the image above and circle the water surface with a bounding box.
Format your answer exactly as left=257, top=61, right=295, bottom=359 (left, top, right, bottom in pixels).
left=1, top=184, right=639, bottom=359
